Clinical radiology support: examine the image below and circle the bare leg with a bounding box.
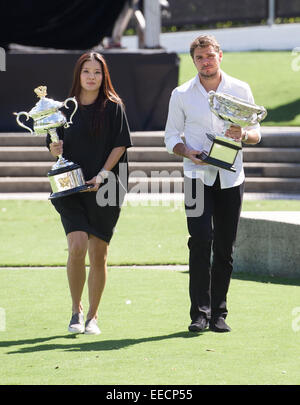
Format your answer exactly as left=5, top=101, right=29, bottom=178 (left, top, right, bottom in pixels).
left=66, top=231, right=88, bottom=314
left=86, top=235, right=108, bottom=320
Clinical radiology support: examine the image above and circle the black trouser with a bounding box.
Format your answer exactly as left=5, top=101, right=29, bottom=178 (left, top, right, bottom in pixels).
left=184, top=173, right=244, bottom=323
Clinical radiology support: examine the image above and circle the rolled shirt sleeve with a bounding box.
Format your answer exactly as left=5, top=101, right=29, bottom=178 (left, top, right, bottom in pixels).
left=164, top=89, right=185, bottom=154
left=244, top=84, right=262, bottom=142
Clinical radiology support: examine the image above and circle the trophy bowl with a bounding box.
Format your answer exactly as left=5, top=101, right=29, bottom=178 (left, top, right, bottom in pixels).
left=208, top=91, right=267, bottom=128
left=197, top=91, right=267, bottom=172
left=14, top=85, right=93, bottom=198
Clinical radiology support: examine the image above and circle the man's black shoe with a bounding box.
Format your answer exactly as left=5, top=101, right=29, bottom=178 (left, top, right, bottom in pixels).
left=188, top=318, right=208, bottom=332
left=209, top=317, right=231, bottom=332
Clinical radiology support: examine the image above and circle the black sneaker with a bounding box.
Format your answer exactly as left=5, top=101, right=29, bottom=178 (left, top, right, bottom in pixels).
left=188, top=318, right=208, bottom=332
left=209, top=317, right=231, bottom=332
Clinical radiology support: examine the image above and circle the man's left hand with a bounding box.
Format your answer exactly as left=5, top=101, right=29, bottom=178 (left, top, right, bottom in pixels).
left=225, top=125, right=243, bottom=142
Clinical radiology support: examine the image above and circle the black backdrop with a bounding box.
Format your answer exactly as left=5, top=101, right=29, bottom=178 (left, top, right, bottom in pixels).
left=0, top=50, right=179, bottom=132
left=0, top=0, right=179, bottom=131
left=0, top=0, right=127, bottom=50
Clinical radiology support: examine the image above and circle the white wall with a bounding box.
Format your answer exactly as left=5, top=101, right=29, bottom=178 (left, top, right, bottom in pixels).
left=122, top=23, right=300, bottom=53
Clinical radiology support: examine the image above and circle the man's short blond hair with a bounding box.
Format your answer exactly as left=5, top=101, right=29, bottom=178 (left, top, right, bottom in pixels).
left=190, top=34, right=221, bottom=58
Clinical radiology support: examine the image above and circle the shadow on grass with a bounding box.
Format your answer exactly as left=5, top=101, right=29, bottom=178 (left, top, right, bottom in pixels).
left=232, top=272, right=300, bottom=286
left=264, top=98, right=300, bottom=123
left=0, top=330, right=209, bottom=355
left=178, top=270, right=300, bottom=286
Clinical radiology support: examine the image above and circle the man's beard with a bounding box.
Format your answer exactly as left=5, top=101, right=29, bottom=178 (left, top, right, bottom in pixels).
left=199, top=68, right=218, bottom=79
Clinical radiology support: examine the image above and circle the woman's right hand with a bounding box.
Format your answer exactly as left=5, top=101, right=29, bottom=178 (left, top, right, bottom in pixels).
left=49, top=140, right=63, bottom=158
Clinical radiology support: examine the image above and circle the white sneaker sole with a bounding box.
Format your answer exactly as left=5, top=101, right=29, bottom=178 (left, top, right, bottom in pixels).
left=84, top=328, right=101, bottom=335
left=84, top=318, right=101, bottom=335
left=68, top=325, right=85, bottom=334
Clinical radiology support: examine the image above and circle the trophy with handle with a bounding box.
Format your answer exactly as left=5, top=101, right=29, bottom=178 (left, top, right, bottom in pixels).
left=14, top=85, right=93, bottom=198
left=198, top=91, right=267, bottom=172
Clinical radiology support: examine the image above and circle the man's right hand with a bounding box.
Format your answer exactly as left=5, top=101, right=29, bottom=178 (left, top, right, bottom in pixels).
left=49, top=140, right=63, bottom=158
left=186, top=149, right=208, bottom=165
left=173, top=143, right=208, bottom=165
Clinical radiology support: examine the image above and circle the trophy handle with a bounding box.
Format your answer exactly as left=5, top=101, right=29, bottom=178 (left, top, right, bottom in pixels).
left=257, top=107, right=267, bottom=122
left=208, top=91, right=221, bottom=119
left=63, top=97, right=78, bottom=128
left=13, top=111, right=33, bottom=134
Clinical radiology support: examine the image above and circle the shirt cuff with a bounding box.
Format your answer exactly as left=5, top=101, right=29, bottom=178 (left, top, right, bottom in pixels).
left=165, top=135, right=184, bottom=154
left=246, top=124, right=261, bottom=143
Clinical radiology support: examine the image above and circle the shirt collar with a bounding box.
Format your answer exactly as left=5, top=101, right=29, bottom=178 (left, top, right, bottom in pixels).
left=192, top=70, right=231, bottom=95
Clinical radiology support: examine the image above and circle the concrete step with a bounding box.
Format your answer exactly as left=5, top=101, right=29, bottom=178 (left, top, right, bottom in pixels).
left=130, top=162, right=300, bottom=178
left=128, top=176, right=184, bottom=193
left=243, top=162, right=300, bottom=177
left=130, top=177, right=300, bottom=194
left=244, top=177, right=300, bottom=193
left=0, top=147, right=55, bottom=162
left=128, top=147, right=182, bottom=162
left=0, top=155, right=299, bottom=173
left=0, top=161, right=182, bottom=177
left=131, top=129, right=300, bottom=148
left=0, top=129, right=299, bottom=194
left=128, top=161, right=183, bottom=176
left=0, top=132, right=167, bottom=147
left=0, top=162, right=53, bottom=176
left=127, top=146, right=300, bottom=163
left=0, top=161, right=184, bottom=177
left=259, top=132, right=300, bottom=147
left=1, top=161, right=299, bottom=180
left=258, top=127, right=300, bottom=147
left=243, top=147, right=300, bottom=163
left=0, top=176, right=185, bottom=193
left=0, top=133, right=47, bottom=146
left=2, top=128, right=300, bottom=147
left=1, top=176, right=299, bottom=194
left=113, top=129, right=300, bottom=148
left=131, top=132, right=165, bottom=147
left=0, top=177, right=51, bottom=192
left=0, top=132, right=168, bottom=147
left=1, top=145, right=299, bottom=164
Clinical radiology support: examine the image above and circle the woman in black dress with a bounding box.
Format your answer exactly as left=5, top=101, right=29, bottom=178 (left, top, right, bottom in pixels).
left=48, top=52, right=132, bottom=335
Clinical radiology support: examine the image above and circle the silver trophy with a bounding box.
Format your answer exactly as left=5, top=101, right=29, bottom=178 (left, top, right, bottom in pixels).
left=198, top=90, right=267, bottom=172
left=14, top=85, right=93, bottom=199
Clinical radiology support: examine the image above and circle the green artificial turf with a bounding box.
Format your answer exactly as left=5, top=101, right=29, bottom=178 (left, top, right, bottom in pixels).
left=0, top=200, right=300, bottom=267
left=179, top=51, right=300, bottom=126
left=0, top=267, right=299, bottom=385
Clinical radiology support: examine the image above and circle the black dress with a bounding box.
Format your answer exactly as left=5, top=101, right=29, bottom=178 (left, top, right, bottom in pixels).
left=47, top=100, right=132, bottom=243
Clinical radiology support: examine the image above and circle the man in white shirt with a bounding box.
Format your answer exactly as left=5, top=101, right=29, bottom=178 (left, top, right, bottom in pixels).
left=164, top=34, right=261, bottom=333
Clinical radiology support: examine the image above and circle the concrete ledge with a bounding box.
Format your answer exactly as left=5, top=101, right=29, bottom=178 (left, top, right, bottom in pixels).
left=234, top=211, right=300, bottom=278
left=123, top=23, right=300, bottom=52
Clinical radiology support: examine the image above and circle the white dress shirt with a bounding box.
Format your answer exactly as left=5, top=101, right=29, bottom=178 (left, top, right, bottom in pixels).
left=164, top=70, right=261, bottom=189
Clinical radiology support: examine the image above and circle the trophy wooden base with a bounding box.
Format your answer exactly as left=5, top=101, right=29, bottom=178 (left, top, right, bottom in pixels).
left=196, top=133, right=242, bottom=173
left=197, top=152, right=237, bottom=172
